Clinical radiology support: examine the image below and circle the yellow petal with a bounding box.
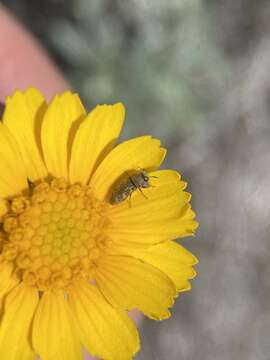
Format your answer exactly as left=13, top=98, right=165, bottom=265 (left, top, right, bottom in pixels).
left=68, top=282, right=139, bottom=360
left=69, top=103, right=125, bottom=185
left=107, top=212, right=198, bottom=246
left=32, top=290, right=82, bottom=360
left=17, top=345, right=35, bottom=360
left=96, top=255, right=176, bottom=320
left=41, top=92, right=86, bottom=179
left=3, top=88, right=48, bottom=181
left=0, top=124, right=28, bottom=197
left=112, top=241, right=198, bottom=292
left=90, top=136, right=166, bottom=200
left=107, top=170, right=190, bottom=224
left=0, top=283, right=38, bottom=360
left=0, top=263, right=19, bottom=315
left=0, top=263, right=19, bottom=307
left=0, top=199, right=8, bottom=221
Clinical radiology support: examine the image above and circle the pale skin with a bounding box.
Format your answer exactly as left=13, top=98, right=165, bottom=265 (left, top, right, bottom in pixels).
left=0, top=5, right=141, bottom=359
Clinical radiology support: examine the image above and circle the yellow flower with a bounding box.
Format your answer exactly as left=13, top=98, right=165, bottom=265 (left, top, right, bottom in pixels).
left=0, top=88, right=198, bottom=360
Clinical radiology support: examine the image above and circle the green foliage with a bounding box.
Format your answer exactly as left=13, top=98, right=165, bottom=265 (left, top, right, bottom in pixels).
left=49, top=0, right=228, bottom=139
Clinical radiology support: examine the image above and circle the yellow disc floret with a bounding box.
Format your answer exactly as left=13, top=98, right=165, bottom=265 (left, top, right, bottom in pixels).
left=0, top=178, right=109, bottom=291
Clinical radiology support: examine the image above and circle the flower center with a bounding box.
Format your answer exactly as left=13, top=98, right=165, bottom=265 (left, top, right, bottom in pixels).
left=0, top=178, right=109, bottom=291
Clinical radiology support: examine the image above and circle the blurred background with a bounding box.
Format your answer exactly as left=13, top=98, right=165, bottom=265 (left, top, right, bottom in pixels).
left=2, top=0, right=270, bottom=359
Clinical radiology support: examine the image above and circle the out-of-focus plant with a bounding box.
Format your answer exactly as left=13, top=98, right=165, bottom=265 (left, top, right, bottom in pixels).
left=48, top=0, right=229, bottom=139
left=4, top=0, right=229, bottom=140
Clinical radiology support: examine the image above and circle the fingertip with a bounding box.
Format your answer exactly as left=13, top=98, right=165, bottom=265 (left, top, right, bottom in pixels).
left=0, top=5, right=69, bottom=101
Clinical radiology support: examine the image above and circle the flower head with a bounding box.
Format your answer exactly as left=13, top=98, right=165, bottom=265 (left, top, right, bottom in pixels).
left=0, top=88, right=198, bottom=360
